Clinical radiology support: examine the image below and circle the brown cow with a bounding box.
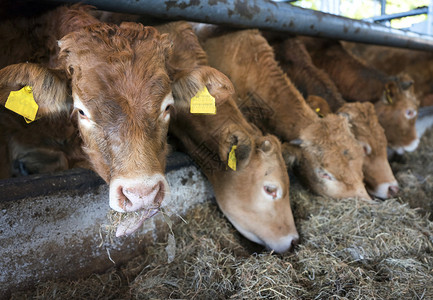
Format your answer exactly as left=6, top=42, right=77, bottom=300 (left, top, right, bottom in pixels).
left=337, top=103, right=398, bottom=199
left=269, top=35, right=399, bottom=199
left=158, top=21, right=298, bottom=252
left=0, top=106, right=87, bottom=178
left=300, top=36, right=420, bottom=154
left=197, top=28, right=370, bottom=200
left=268, top=35, right=346, bottom=112
left=0, top=5, right=174, bottom=235
left=345, top=42, right=433, bottom=107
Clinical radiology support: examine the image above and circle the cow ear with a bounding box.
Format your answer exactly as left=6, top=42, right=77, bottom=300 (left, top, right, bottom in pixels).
left=0, top=63, right=70, bottom=118
left=171, top=66, right=235, bottom=107
left=219, top=126, right=252, bottom=170
left=383, top=81, right=398, bottom=104
left=281, top=141, right=302, bottom=169
left=306, top=95, right=331, bottom=117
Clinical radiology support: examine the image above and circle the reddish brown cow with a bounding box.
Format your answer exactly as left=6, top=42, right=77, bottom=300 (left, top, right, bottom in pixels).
left=197, top=28, right=370, bottom=200
left=269, top=35, right=399, bottom=199
left=345, top=42, right=433, bottom=107
left=268, top=35, right=346, bottom=112
left=0, top=5, right=174, bottom=235
left=300, top=36, right=420, bottom=154
left=159, top=21, right=298, bottom=252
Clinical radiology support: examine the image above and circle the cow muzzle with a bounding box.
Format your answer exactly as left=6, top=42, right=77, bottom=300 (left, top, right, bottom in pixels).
left=266, top=233, right=300, bottom=254
left=368, top=181, right=399, bottom=199
left=109, top=175, right=169, bottom=237
left=109, top=175, right=168, bottom=213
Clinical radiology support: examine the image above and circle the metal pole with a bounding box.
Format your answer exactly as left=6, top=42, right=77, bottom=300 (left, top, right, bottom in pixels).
left=428, top=0, right=433, bottom=35
left=381, top=0, right=386, bottom=16
left=364, top=7, right=428, bottom=23
left=42, top=0, right=433, bottom=51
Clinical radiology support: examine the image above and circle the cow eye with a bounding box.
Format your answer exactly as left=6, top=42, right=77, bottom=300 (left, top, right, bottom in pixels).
left=264, top=185, right=278, bottom=199
left=163, top=104, right=172, bottom=121
left=317, top=168, right=334, bottom=181
left=75, top=108, right=90, bottom=122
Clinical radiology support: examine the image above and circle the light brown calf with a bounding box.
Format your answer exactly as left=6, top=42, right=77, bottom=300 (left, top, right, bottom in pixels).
left=198, top=28, right=369, bottom=200
left=269, top=35, right=399, bottom=199
left=159, top=21, right=298, bottom=252
left=0, top=5, right=174, bottom=235
left=300, top=36, right=420, bottom=154
left=337, top=103, right=398, bottom=199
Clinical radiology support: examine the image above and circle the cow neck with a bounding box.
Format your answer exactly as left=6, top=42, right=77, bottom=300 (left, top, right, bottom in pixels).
left=311, top=43, right=388, bottom=103
left=239, top=66, right=318, bottom=142
left=274, top=39, right=346, bottom=112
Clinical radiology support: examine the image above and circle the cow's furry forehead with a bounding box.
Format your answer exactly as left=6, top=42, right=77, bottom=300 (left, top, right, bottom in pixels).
left=59, top=22, right=172, bottom=118
left=301, top=114, right=363, bottom=160
left=339, top=102, right=387, bottom=152
left=59, top=22, right=171, bottom=64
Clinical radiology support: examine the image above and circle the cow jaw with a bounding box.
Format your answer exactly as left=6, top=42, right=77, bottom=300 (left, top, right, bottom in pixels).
left=224, top=212, right=299, bottom=254
left=390, top=136, right=420, bottom=155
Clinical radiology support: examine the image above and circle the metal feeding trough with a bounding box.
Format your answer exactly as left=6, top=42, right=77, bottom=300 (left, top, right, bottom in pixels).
left=0, top=152, right=214, bottom=298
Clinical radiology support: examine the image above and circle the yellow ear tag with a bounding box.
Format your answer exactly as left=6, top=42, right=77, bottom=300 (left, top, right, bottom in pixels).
left=385, top=89, right=393, bottom=104
left=190, top=86, right=216, bottom=114
left=315, top=107, right=324, bottom=118
left=228, top=145, right=237, bottom=171
left=5, top=86, right=38, bottom=123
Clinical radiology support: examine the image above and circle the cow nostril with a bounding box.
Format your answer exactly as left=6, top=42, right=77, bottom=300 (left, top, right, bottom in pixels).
left=291, top=236, right=300, bottom=248
left=118, top=186, right=133, bottom=210
left=154, top=181, right=165, bottom=206
left=388, top=185, right=399, bottom=197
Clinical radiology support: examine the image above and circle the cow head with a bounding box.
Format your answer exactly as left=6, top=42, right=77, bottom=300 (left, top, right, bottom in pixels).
left=284, top=114, right=370, bottom=200
left=58, top=23, right=174, bottom=231
left=338, top=102, right=398, bottom=199
left=375, top=73, right=419, bottom=154
left=3, top=112, right=85, bottom=177
left=213, top=134, right=299, bottom=254
left=170, top=66, right=298, bottom=253
left=0, top=22, right=174, bottom=235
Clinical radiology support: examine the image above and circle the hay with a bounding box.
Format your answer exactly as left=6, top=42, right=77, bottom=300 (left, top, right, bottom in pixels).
left=10, top=130, right=433, bottom=300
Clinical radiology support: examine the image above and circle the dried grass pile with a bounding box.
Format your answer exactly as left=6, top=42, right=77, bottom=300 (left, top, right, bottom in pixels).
left=10, top=131, right=433, bottom=299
